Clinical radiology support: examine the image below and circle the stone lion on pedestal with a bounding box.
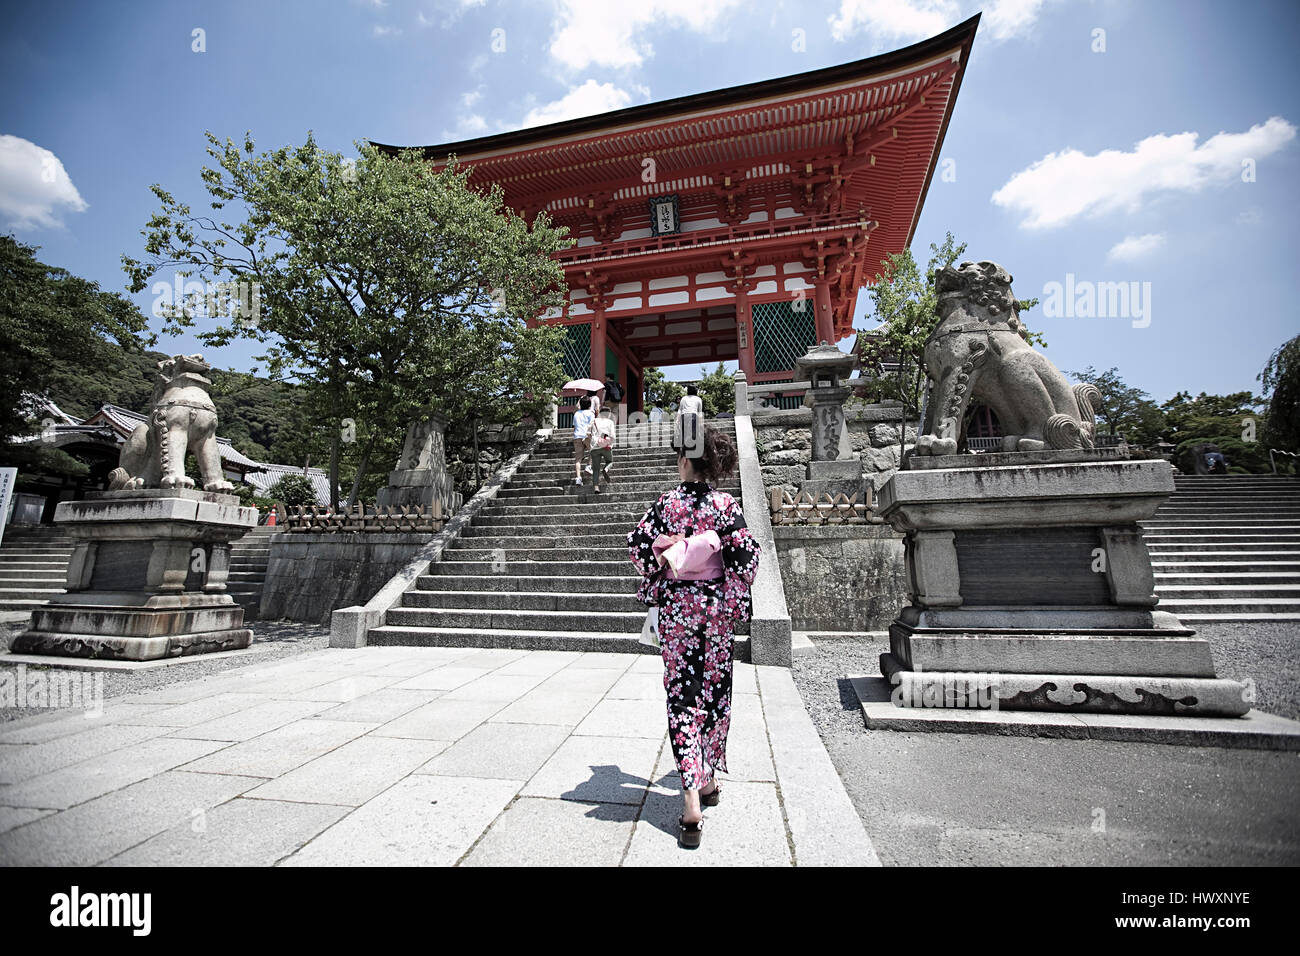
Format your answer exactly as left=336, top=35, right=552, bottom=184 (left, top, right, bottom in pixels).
left=914, top=261, right=1101, bottom=456
left=107, top=354, right=235, bottom=492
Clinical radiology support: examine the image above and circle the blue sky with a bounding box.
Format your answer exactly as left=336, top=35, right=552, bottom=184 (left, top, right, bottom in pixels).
left=2, top=0, right=1297, bottom=403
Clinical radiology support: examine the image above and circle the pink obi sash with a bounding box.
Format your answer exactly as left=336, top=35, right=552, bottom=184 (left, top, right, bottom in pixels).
left=653, top=530, right=724, bottom=581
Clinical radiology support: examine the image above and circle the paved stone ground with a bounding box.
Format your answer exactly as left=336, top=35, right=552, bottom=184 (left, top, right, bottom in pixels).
left=792, top=629, right=1300, bottom=866
left=0, top=620, right=329, bottom=724
left=0, top=645, right=872, bottom=866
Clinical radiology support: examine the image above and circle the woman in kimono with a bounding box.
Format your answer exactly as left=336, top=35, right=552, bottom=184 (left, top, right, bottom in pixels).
left=627, top=425, right=761, bottom=848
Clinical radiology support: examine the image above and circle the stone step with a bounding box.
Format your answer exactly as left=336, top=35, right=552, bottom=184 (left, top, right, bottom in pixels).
left=0, top=570, right=69, bottom=582
left=402, top=589, right=643, bottom=612
left=0, top=562, right=71, bottom=572
left=0, top=545, right=75, bottom=554
left=1144, top=536, right=1300, bottom=546
left=387, top=606, right=644, bottom=632
left=449, top=533, right=631, bottom=549
left=0, top=599, right=56, bottom=610
left=501, top=480, right=693, bottom=496
left=1158, top=583, right=1300, bottom=595
left=495, top=490, right=664, bottom=505
left=1174, top=612, right=1300, bottom=622
left=1152, top=560, right=1300, bottom=572
left=484, top=498, right=670, bottom=513
left=418, top=573, right=639, bottom=593
left=1154, top=569, right=1300, bottom=582
left=367, top=624, right=659, bottom=654
left=227, top=570, right=266, bottom=582
left=461, top=522, right=635, bottom=537
left=1157, top=598, right=1300, bottom=613
left=473, top=511, right=644, bottom=527
left=428, top=559, right=630, bottom=577
left=444, top=546, right=630, bottom=563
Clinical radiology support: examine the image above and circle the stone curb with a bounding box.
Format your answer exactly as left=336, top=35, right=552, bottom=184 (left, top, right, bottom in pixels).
left=849, top=675, right=1300, bottom=750
left=329, top=431, right=550, bottom=648
left=736, top=411, right=793, bottom=666
left=756, top=665, right=881, bottom=866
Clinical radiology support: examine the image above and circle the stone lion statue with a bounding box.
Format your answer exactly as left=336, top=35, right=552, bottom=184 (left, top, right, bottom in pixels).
left=914, top=261, right=1101, bottom=456
left=107, top=354, right=235, bottom=492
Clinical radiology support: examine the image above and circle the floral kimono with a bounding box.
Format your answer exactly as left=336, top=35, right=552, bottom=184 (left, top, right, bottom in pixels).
left=627, top=481, right=762, bottom=791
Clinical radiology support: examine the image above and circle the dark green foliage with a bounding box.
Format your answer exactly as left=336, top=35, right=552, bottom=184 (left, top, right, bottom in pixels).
left=1260, top=333, right=1300, bottom=452
left=642, top=366, right=684, bottom=411
left=695, top=363, right=736, bottom=417
left=0, top=235, right=152, bottom=440
left=266, top=473, right=316, bottom=506
left=1068, top=366, right=1167, bottom=447
left=1163, top=391, right=1271, bottom=473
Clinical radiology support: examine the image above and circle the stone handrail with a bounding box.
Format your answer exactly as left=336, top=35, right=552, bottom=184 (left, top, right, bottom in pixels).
left=733, top=372, right=794, bottom=666
left=329, top=430, right=549, bottom=648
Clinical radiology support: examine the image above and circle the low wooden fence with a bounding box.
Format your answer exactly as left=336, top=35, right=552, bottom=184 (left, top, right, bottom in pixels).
left=275, top=502, right=447, bottom=534
left=768, top=488, right=878, bottom=525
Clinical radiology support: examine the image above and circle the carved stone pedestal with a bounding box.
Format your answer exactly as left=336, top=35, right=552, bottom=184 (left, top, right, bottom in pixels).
left=13, top=490, right=258, bottom=661
left=875, top=456, right=1250, bottom=717
left=377, top=414, right=461, bottom=514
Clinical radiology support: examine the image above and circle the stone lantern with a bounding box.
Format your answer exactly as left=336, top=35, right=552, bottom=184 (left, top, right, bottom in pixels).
left=794, top=341, right=863, bottom=497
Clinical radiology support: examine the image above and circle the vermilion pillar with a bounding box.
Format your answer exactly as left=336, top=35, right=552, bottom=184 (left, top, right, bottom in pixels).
left=813, top=278, right=834, bottom=345
left=589, top=304, right=607, bottom=382
left=735, top=287, right=756, bottom=379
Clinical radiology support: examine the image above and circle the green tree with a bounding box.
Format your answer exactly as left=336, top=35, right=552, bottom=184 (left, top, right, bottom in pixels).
left=694, top=363, right=736, bottom=416
left=1068, top=366, right=1166, bottom=446
left=123, top=133, right=570, bottom=509
left=642, top=366, right=684, bottom=411
left=1162, top=391, right=1270, bottom=473
left=266, top=473, right=317, bottom=507
left=1260, top=332, right=1300, bottom=453
left=0, top=235, right=152, bottom=444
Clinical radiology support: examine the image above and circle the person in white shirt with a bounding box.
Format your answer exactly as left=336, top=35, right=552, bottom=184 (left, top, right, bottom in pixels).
left=573, top=395, right=595, bottom=485
left=589, top=407, right=617, bottom=492
left=649, top=401, right=665, bottom=424
left=675, top=385, right=705, bottom=460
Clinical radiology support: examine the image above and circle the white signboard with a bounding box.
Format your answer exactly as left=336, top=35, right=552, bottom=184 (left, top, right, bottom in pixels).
left=0, top=467, right=16, bottom=549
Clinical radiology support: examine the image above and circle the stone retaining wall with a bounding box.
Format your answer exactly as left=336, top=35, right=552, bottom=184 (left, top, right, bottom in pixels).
left=755, top=403, right=918, bottom=495
left=772, top=524, right=907, bottom=632
left=260, top=533, right=431, bottom=624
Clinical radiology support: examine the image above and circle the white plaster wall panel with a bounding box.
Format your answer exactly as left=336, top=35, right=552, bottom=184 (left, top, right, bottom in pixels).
left=696, top=287, right=734, bottom=302
left=707, top=317, right=737, bottom=331
left=754, top=281, right=779, bottom=295
left=782, top=262, right=813, bottom=274
left=649, top=291, right=691, bottom=308
left=695, top=271, right=727, bottom=284
left=774, top=207, right=799, bottom=220
left=752, top=265, right=776, bottom=277
left=609, top=297, right=644, bottom=311
left=681, top=217, right=724, bottom=233
left=648, top=276, right=689, bottom=290
left=784, top=277, right=815, bottom=291
left=612, top=281, right=644, bottom=294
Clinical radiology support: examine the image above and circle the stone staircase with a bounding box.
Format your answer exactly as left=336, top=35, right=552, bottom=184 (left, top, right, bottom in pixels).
left=0, top=525, right=74, bottom=612
left=1146, top=475, right=1300, bottom=622
left=227, top=525, right=282, bottom=621
left=368, top=419, right=742, bottom=653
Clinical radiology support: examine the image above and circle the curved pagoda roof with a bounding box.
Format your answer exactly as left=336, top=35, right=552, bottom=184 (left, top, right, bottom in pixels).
left=376, top=15, right=978, bottom=268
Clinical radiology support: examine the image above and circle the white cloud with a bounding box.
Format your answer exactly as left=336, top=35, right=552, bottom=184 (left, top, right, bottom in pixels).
left=1237, top=207, right=1262, bottom=225
left=521, top=79, right=637, bottom=128
left=992, top=116, right=1297, bottom=230
left=549, top=0, right=743, bottom=71
left=0, top=135, right=88, bottom=231
left=983, top=0, right=1048, bottom=41
left=829, top=0, right=1055, bottom=45
left=373, top=24, right=401, bottom=37
left=1107, top=233, right=1165, bottom=262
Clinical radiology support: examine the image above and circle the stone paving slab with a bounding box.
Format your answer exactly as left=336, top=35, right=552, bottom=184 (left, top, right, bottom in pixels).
left=460, top=796, right=638, bottom=867
left=279, top=775, right=523, bottom=866
left=182, top=718, right=377, bottom=778
left=0, top=647, right=877, bottom=867
left=0, top=736, right=232, bottom=810
left=0, top=770, right=261, bottom=865
left=246, top=735, right=451, bottom=806
left=103, top=797, right=350, bottom=867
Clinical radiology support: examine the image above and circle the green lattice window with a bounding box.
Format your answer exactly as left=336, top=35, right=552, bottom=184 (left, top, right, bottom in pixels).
left=751, top=300, right=816, bottom=374
left=559, top=322, right=591, bottom=381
